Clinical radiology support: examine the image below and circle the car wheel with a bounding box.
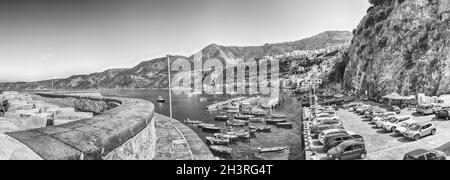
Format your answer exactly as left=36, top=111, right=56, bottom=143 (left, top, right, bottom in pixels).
left=334, top=157, right=341, bottom=160
left=360, top=153, right=367, bottom=159
left=414, top=135, right=420, bottom=141
left=431, top=129, right=436, bottom=135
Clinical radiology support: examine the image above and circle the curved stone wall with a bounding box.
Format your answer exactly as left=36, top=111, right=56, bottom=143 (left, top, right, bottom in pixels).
left=1, top=93, right=214, bottom=160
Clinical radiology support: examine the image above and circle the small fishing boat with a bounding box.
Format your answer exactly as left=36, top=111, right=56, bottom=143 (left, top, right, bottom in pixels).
left=206, top=136, right=230, bottom=145
left=198, top=123, right=215, bottom=128
left=214, top=133, right=239, bottom=140
left=234, top=120, right=249, bottom=126
left=236, top=130, right=253, bottom=139
left=184, top=119, right=202, bottom=124
left=256, top=126, right=271, bottom=133
left=157, top=96, right=165, bottom=103
left=226, top=121, right=246, bottom=127
left=276, top=122, right=293, bottom=129
left=214, top=112, right=229, bottom=121
left=271, top=114, right=287, bottom=119
left=202, top=125, right=223, bottom=133
left=249, top=118, right=264, bottom=123
left=234, top=114, right=253, bottom=120
left=200, top=97, right=208, bottom=102
left=258, top=146, right=288, bottom=153
left=260, top=104, right=272, bottom=109
left=210, top=145, right=232, bottom=155
left=227, top=109, right=240, bottom=114
left=265, top=119, right=287, bottom=125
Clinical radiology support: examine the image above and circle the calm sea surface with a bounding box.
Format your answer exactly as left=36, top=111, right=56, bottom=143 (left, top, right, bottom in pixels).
left=100, top=89, right=304, bottom=160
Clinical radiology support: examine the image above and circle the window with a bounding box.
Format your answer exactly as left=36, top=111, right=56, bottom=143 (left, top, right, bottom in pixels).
left=425, top=153, right=436, bottom=160
left=417, top=155, right=426, bottom=160
left=344, top=146, right=353, bottom=152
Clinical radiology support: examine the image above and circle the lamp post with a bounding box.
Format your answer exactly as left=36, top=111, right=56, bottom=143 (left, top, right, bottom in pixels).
left=167, top=55, right=173, bottom=119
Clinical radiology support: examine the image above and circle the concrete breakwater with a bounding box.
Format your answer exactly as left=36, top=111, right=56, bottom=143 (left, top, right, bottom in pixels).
left=0, top=92, right=214, bottom=160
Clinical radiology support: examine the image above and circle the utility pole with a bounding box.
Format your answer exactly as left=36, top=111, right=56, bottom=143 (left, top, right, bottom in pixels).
left=167, top=55, right=173, bottom=119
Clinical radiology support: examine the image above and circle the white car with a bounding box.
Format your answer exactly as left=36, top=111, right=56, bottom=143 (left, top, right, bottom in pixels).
left=372, top=112, right=397, bottom=124
left=382, top=116, right=413, bottom=132
left=394, top=120, right=418, bottom=135
left=316, top=113, right=340, bottom=121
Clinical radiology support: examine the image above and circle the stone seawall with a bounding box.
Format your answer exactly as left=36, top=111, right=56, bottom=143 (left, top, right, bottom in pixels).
left=1, top=93, right=213, bottom=160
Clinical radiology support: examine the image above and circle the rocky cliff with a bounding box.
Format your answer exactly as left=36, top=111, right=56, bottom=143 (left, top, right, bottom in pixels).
left=344, top=0, right=450, bottom=97
left=0, top=31, right=352, bottom=90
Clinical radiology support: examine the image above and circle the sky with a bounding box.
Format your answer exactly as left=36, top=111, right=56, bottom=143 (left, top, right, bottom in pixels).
left=0, top=0, right=370, bottom=82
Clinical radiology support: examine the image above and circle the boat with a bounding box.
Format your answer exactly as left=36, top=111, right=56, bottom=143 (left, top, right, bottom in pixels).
left=271, top=114, right=287, bottom=119
left=265, top=119, right=286, bottom=125
left=256, top=126, right=271, bottom=133
left=210, top=145, right=232, bottom=155
left=249, top=118, right=264, bottom=123
left=276, top=122, right=293, bottom=129
left=258, top=146, right=288, bottom=153
left=214, top=112, right=229, bottom=121
left=227, top=109, right=240, bottom=114
left=206, top=136, right=230, bottom=145
left=236, top=130, right=253, bottom=139
left=200, top=97, right=208, bottom=102
left=234, top=120, right=249, bottom=125
left=184, top=119, right=202, bottom=124
left=214, top=133, right=239, bottom=140
left=157, top=96, right=165, bottom=103
left=226, top=121, right=246, bottom=127
left=202, top=125, right=223, bottom=133
left=234, top=114, right=253, bottom=120
left=198, top=123, right=215, bottom=128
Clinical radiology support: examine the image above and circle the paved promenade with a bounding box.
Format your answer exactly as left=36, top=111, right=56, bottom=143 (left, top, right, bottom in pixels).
left=153, top=113, right=214, bottom=160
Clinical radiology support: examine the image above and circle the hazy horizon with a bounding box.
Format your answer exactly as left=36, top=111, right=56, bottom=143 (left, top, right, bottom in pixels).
left=0, top=0, right=370, bottom=82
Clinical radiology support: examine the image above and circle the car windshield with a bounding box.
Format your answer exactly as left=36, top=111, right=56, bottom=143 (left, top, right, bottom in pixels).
left=389, top=118, right=398, bottom=123
left=400, top=122, right=408, bottom=127
left=319, top=114, right=331, bottom=118
left=336, top=143, right=345, bottom=152
left=409, top=124, right=421, bottom=131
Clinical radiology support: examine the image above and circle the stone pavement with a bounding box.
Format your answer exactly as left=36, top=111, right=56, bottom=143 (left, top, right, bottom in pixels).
left=153, top=113, right=214, bottom=160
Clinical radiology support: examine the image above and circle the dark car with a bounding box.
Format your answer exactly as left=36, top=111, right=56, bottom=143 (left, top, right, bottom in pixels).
left=436, top=108, right=450, bottom=120
left=323, top=132, right=364, bottom=152
left=327, top=140, right=367, bottom=160
left=403, top=149, right=447, bottom=160
left=389, top=106, right=401, bottom=114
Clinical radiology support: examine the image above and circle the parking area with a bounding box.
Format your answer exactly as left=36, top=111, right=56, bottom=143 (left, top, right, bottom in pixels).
left=305, top=101, right=450, bottom=160
left=339, top=102, right=450, bottom=160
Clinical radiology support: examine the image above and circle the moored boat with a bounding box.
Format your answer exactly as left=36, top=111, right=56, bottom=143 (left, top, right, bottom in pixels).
left=258, top=146, right=288, bottom=153
left=256, top=126, right=271, bottom=133
left=210, top=145, right=232, bottom=155
left=206, top=136, right=230, bottom=145
left=214, top=112, right=229, bottom=121
left=226, top=121, right=246, bottom=127
left=265, top=119, right=286, bottom=125
left=157, top=96, right=165, bottom=103
left=214, top=133, right=239, bottom=140
left=202, top=125, right=223, bottom=133
left=276, top=122, right=293, bottom=129
left=234, top=114, right=253, bottom=120
left=184, top=119, right=202, bottom=124
left=271, top=113, right=287, bottom=119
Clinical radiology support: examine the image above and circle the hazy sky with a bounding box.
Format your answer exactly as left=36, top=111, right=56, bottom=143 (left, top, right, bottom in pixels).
left=0, top=0, right=370, bottom=82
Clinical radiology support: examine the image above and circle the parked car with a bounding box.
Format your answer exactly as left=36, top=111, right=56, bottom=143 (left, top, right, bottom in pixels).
left=375, top=116, right=396, bottom=128
left=364, top=107, right=380, bottom=118
left=417, top=104, right=435, bottom=115
left=315, top=119, right=343, bottom=127
left=327, top=140, right=367, bottom=160
left=318, top=129, right=348, bottom=144
left=310, top=124, right=344, bottom=138
left=403, top=122, right=437, bottom=141
left=323, top=132, right=364, bottom=152
left=435, top=108, right=450, bottom=120
left=372, top=112, right=397, bottom=124
left=352, top=104, right=365, bottom=111
left=388, top=106, right=401, bottom=114
left=394, top=120, right=418, bottom=135
left=356, top=105, right=372, bottom=115
left=367, top=109, right=387, bottom=119
left=382, top=116, right=413, bottom=132
left=403, top=149, right=447, bottom=160
left=432, top=104, right=445, bottom=114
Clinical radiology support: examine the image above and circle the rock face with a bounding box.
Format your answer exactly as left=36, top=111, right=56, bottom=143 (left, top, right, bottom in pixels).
left=344, top=0, right=450, bottom=97
left=0, top=31, right=352, bottom=90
